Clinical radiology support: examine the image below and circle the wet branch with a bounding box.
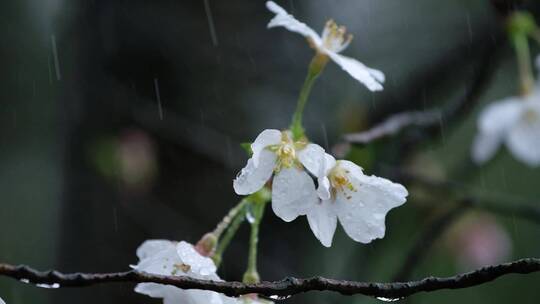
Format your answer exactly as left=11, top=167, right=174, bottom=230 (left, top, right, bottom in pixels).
left=1, top=259, right=540, bottom=298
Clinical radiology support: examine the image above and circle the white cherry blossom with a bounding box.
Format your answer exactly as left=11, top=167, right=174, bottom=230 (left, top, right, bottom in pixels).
left=133, top=240, right=239, bottom=304
left=233, top=129, right=325, bottom=223
left=276, top=153, right=408, bottom=247
left=472, top=92, right=540, bottom=167
left=265, top=1, right=385, bottom=91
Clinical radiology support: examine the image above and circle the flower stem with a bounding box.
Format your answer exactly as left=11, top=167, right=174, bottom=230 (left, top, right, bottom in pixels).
left=212, top=204, right=246, bottom=267
left=242, top=199, right=268, bottom=284
left=290, top=54, right=329, bottom=141
left=512, top=32, right=534, bottom=95
left=212, top=199, right=249, bottom=239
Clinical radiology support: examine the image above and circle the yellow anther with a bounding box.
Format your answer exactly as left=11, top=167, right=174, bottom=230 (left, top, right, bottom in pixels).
left=329, top=167, right=356, bottom=197
left=172, top=263, right=191, bottom=275
left=322, top=19, right=354, bottom=52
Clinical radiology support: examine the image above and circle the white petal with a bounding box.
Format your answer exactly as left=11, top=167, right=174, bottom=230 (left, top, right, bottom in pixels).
left=266, top=1, right=322, bottom=46
left=335, top=161, right=408, bottom=244
left=0, top=297, right=4, bottom=304
left=135, top=283, right=181, bottom=299
left=233, top=150, right=277, bottom=195
left=219, top=294, right=241, bottom=304
left=477, top=97, right=522, bottom=135
left=326, top=52, right=385, bottom=92
left=251, top=129, right=282, bottom=167
left=307, top=200, right=337, bottom=247
left=135, top=245, right=180, bottom=275
left=136, top=239, right=175, bottom=260
left=471, top=132, right=502, bottom=164
left=506, top=114, right=540, bottom=167
left=177, top=241, right=217, bottom=277
left=185, top=290, right=224, bottom=304
left=297, top=143, right=325, bottom=176
left=317, top=176, right=332, bottom=201
left=316, top=154, right=336, bottom=200
left=271, top=167, right=318, bottom=222
left=322, top=153, right=337, bottom=176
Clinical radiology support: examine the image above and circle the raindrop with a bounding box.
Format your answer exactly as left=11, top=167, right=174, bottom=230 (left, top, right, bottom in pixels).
left=154, top=78, right=164, bottom=120
left=203, top=0, right=219, bottom=46
left=246, top=209, right=255, bottom=224
left=19, top=279, right=30, bottom=284
left=37, top=283, right=61, bottom=289
left=376, top=297, right=403, bottom=302
left=269, top=294, right=293, bottom=301
left=50, top=35, right=61, bottom=81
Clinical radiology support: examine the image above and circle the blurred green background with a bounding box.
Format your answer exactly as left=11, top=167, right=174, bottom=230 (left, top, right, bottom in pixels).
left=1, top=0, right=539, bottom=303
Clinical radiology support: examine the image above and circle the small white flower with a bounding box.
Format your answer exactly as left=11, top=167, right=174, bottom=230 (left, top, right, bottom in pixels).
left=133, top=240, right=239, bottom=304
left=0, top=296, right=5, bottom=304
left=234, top=129, right=325, bottom=222
left=472, top=93, right=540, bottom=167
left=265, top=1, right=385, bottom=91
left=296, top=154, right=408, bottom=247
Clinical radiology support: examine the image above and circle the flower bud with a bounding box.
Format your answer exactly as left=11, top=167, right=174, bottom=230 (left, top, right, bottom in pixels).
left=195, top=233, right=218, bottom=257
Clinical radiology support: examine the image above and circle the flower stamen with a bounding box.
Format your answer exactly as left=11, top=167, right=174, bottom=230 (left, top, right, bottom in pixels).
left=329, top=167, right=356, bottom=200
left=321, top=19, right=354, bottom=53
left=171, top=263, right=191, bottom=275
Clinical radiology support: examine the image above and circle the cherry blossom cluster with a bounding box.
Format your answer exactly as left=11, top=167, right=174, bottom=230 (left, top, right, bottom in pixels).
left=233, top=129, right=408, bottom=247
left=129, top=3, right=408, bottom=304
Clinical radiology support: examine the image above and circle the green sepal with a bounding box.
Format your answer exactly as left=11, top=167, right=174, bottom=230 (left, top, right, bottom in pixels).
left=240, top=142, right=253, bottom=156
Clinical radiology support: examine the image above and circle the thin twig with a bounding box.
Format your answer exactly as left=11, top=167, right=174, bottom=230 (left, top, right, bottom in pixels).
left=343, top=110, right=441, bottom=144
left=344, top=35, right=503, bottom=145
left=1, top=259, right=540, bottom=298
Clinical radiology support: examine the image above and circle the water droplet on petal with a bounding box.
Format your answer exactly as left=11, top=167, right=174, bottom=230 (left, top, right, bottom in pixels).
left=376, top=297, right=403, bottom=302
left=269, top=294, right=293, bottom=301
left=37, top=283, right=61, bottom=289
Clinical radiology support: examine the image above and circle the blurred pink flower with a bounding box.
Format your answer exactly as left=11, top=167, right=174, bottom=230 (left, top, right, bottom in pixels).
left=449, top=214, right=512, bottom=269
left=118, top=129, right=157, bottom=191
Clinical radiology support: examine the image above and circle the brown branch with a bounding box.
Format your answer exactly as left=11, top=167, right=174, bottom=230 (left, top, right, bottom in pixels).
left=1, top=259, right=540, bottom=299
left=343, top=110, right=441, bottom=144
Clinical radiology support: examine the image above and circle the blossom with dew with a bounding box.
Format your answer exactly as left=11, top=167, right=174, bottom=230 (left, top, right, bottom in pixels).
left=133, top=240, right=239, bottom=304
left=280, top=153, right=408, bottom=247
left=265, top=1, right=385, bottom=91
left=234, top=129, right=326, bottom=222
left=472, top=92, right=540, bottom=167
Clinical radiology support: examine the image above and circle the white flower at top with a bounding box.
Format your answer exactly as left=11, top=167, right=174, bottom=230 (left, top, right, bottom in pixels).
left=233, top=129, right=326, bottom=222
left=265, top=1, right=385, bottom=91
left=133, top=240, right=239, bottom=304
left=282, top=153, right=408, bottom=247
left=472, top=91, right=540, bottom=167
